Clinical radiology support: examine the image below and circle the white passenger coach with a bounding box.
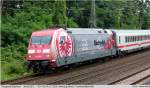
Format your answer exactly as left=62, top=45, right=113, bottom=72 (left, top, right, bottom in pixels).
left=112, top=30, right=150, bottom=52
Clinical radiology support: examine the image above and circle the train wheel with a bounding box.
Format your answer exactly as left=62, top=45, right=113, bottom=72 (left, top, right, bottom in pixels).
left=33, top=66, right=38, bottom=73
left=33, top=65, right=44, bottom=73
left=102, top=58, right=107, bottom=63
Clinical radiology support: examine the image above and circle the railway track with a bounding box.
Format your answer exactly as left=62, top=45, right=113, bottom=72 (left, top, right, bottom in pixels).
left=110, top=68, right=150, bottom=85
left=1, top=49, right=150, bottom=85
left=48, top=52, right=150, bottom=85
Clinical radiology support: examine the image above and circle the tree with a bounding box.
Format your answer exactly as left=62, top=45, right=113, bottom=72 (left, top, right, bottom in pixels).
left=53, top=0, right=67, bottom=27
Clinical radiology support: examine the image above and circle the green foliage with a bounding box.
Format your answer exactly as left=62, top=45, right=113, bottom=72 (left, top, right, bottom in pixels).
left=67, top=18, right=78, bottom=27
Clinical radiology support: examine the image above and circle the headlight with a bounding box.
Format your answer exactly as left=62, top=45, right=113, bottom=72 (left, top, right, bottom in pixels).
left=51, top=59, right=56, bottom=62
left=43, top=49, right=50, bottom=53
left=28, top=50, right=35, bottom=54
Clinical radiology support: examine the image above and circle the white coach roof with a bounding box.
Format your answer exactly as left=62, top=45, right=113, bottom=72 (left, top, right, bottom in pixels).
left=111, top=29, right=150, bottom=36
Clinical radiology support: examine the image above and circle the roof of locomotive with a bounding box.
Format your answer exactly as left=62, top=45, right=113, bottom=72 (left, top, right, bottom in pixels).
left=66, top=28, right=112, bottom=34
left=32, top=28, right=60, bottom=36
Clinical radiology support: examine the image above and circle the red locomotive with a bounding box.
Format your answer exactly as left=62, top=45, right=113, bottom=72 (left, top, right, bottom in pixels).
left=26, top=28, right=150, bottom=73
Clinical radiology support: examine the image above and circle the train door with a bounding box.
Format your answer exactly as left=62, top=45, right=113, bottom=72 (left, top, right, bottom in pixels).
left=111, top=31, right=117, bottom=55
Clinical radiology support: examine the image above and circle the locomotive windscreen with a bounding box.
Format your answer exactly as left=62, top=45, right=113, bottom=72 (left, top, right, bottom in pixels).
left=31, top=36, right=52, bottom=44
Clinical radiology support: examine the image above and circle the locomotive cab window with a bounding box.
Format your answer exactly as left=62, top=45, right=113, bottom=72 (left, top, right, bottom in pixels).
left=31, top=36, right=52, bottom=44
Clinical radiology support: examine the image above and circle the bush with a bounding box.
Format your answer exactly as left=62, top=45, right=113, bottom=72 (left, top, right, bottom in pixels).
left=1, top=44, right=28, bottom=81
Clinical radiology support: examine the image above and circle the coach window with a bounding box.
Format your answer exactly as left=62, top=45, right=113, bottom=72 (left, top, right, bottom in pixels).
left=129, top=36, right=131, bottom=42
left=139, top=36, right=141, bottom=41
left=138, top=36, right=140, bottom=41
left=127, top=36, right=129, bottom=43
left=119, top=36, right=121, bottom=44
left=130, top=36, right=131, bottom=42
left=135, top=36, right=137, bottom=41
left=132, top=36, right=133, bottom=42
